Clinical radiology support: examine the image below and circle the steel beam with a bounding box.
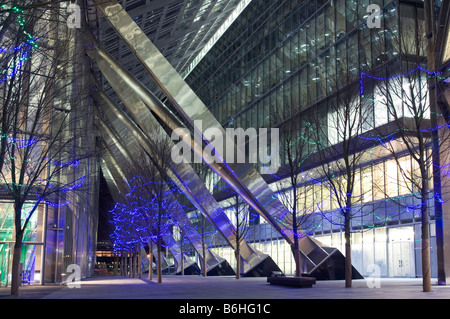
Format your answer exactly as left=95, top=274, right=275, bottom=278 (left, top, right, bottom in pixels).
left=98, top=123, right=201, bottom=275
left=95, top=111, right=230, bottom=275
left=92, top=0, right=296, bottom=244
left=92, top=80, right=266, bottom=274
left=85, top=49, right=277, bottom=275
left=86, top=46, right=254, bottom=246
left=91, top=0, right=365, bottom=280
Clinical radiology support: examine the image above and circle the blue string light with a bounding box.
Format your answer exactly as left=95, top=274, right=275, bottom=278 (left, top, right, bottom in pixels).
left=46, top=176, right=85, bottom=193
left=360, top=65, right=443, bottom=97
left=0, top=40, right=35, bottom=55
left=1, top=133, right=37, bottom=148
left=0, top=49, right=31, bottom=84
left=0, top=4, right=39, bottom=84
left=109, top=175, right=186, bottom=253
left=52, top=159, right=80, bottom=167
left=42, top=198, right=71, bottom=208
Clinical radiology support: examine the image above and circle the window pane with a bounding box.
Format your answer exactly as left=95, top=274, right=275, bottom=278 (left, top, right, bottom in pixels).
left=336, top=0, right=346, bottom=39
left=398, top=156, right=412, bottom=196
left=373, top=161, right=385, bottom=200
left=361, top=167, right=373, bottom=203
left=386, top=160, right=398, bottom=198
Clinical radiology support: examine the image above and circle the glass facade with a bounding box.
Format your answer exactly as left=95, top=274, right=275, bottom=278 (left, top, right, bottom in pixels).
left=0, top=202, right=44, bottom=286
left=0, top=2, right=99, bottom=287
left=185, top=0, right=439, bottom=277
left=187, top=0, right=428, bottom=135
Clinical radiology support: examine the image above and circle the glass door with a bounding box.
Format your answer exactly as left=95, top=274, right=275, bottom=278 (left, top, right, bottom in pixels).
left=388, top=226, right=415, bottom=277
left=0, top=202, right=44, bottom=286
left=390, top=241, right=414, bottom=277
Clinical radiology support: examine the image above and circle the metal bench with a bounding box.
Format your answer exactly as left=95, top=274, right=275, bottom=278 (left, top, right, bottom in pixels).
left=267, top=275, right=316, bottom=288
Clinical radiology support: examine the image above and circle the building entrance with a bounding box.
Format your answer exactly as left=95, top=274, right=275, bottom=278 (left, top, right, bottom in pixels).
left=388, top=227, right=415, bottom=277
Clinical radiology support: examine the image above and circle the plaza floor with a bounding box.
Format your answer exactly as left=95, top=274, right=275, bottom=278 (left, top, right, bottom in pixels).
left=1, top=275, right=450, bottom=300
left=1, top=275, right=447, bottom=317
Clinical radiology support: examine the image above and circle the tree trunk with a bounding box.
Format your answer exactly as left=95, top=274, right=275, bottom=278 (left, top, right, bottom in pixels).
left=292, top=209, right=301, bottom=278
left=130, top=251, right=134, bottom=277
left=124, top=251, right=128, bottom=277
left=421, top=177, right=432, bottom=292
left=11, top=230, right=23, bottom=296
left=140, top=255, right=143, bottom=279
left=157, top=240, right=162, bottom=283
left=235, top=249, right=241, bottom=279
left=148, top=239, right=153, bottom=280
left=120, top=253, right=124, bottom=276
left=148, top=252, right=153, bottom=280
left=133, top=248, right=138, bottom=277
left=235, top=196, right=241, bottom=279
left=114, top=254, right=119, bottom=276
left=129, top=251, right=133, bottom=277
left=344, top=205, right=352, bottom=288
left=157, top=202, right=163, bottom=283
left=181, top=252, right=185, bottom=276
left=138, top=245, right=142, bottom=279
left=292, top=185, right=301, bottom=278
left=422, top=0, right=435, bottom=292
left=291, top=242, right=301, bottom=277
left=11, top=201, right=24, bottom=296
left=202, top=246, right=207, bottom=277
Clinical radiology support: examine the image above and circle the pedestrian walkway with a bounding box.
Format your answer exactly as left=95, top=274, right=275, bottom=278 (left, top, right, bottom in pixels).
left=1, top=275, right=450, bottom=300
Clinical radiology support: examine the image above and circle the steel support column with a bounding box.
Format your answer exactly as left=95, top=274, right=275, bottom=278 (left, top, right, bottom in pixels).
left=89, top=0, right=363, bottom=279
left=95, top=110, right=232, bottom=275
left=86, top=52, right=277, bottom=275
left=91, top=0, right=296, bottom=244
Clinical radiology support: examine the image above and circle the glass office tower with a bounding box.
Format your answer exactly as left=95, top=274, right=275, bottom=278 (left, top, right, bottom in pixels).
left=185, top=0, right=443, bottom=278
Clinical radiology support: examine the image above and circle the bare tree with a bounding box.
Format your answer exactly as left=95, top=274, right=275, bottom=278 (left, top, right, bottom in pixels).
left=368, top=9, right=450, bottom=291
left=147, top=238, right=153, bottom=280
left=129, top=132, right=176, bottom=284
left=0, top=1, right=73, bottom=14
left=211, top=182, right=252, bottom=279
left=0, top=2, right=91, bottom=295
left=172, top=221, right=189, bottom=276
left=190, top=210, right=215, bottom=277
left=271, top=107, right=319, bottom=277
left=109, top=196, right=148, bottom=277
left=228, top=193, right=251, bottom=279
left=310, top=72, right=375, bottom=288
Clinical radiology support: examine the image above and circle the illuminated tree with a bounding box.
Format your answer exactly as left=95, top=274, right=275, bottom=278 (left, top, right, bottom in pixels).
left=366, top=8, right=450, bottom=290
left=0, top=2, right=91, bottom=295
left=309, top=70, right=376, bottom=287
left=189, top=209, right=216, bottom=277
left=172, top=221, right=189, bottom=276
left=129, top=132, right=176, bottom=283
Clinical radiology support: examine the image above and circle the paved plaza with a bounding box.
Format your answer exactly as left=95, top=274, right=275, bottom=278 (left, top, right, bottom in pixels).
left=1, top=275, right=450, bottom=300
left=1, top=275, right=447, bottom=318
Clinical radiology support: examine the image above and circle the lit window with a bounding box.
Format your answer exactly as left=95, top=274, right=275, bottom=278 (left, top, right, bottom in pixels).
left=386, top=160, right=398, bottom=197
left=361, top=167, right=373, bottom=203
left=373, top=162, right=385, bottom=201
left=398, top=156, right=412, bottom=196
